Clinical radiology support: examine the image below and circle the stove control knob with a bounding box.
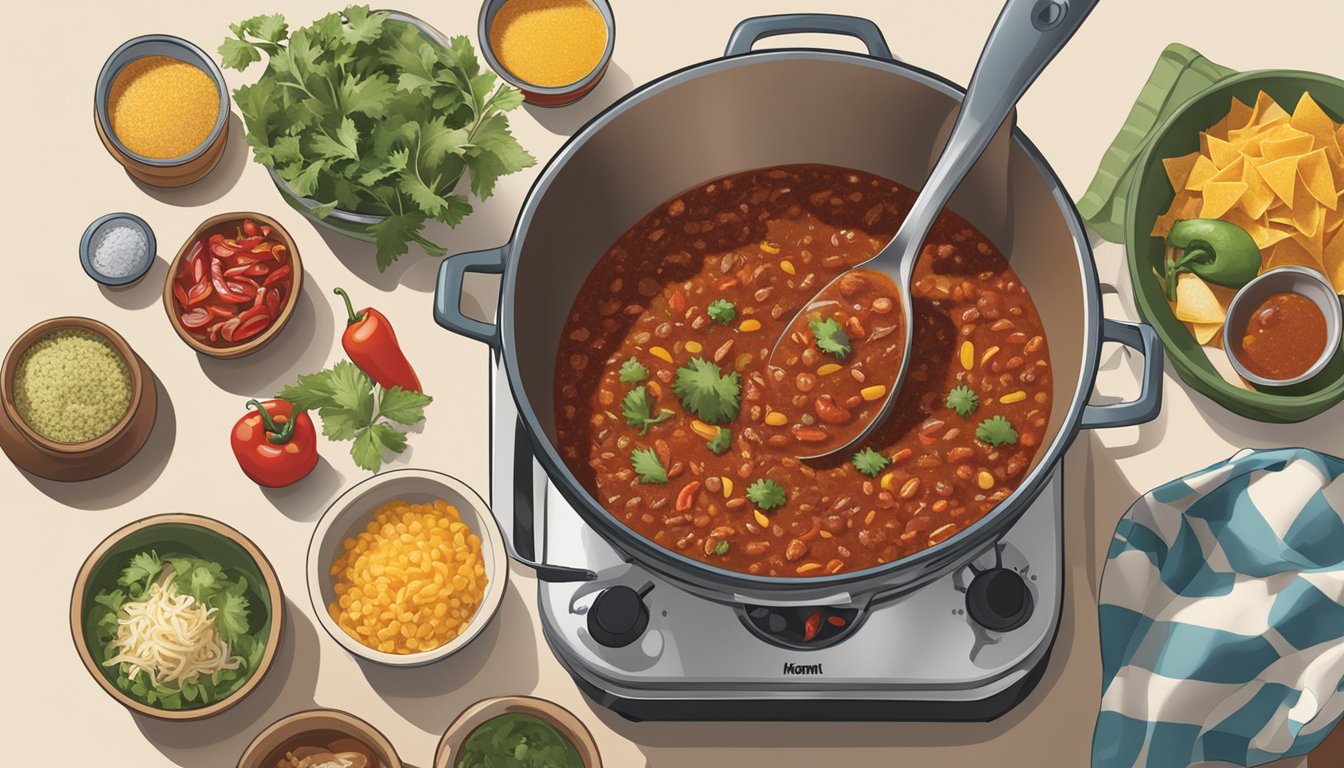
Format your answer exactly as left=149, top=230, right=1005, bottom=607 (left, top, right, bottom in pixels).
left=966, top=568, right=1033, bottom=632
left=587, top=586, right=650, bottom=648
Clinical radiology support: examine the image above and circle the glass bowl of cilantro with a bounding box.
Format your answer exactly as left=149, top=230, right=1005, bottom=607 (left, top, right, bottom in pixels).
left=220, top=6, right=535, bottom=271
left=435, top=695, right=601, bottom=768
left=71, top=514, right=284, bottom=720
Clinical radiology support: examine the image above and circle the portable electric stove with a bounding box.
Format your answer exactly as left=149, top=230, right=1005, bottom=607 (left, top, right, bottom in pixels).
left=489, top=361, right=1063, bottom=721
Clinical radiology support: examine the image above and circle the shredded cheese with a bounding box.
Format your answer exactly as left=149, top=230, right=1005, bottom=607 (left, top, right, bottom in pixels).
left=101, top=579, right=242, bottom=690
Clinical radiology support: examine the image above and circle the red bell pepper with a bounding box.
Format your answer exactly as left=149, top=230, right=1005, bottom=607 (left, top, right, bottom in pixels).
left=231, top=399, right=318, bottom=487
left=334, top=287, right=423, bottom=393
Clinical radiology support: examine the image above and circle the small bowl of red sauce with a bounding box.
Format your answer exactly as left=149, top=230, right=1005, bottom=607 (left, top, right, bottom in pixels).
left=1224, top=267, right=1342, bottom=388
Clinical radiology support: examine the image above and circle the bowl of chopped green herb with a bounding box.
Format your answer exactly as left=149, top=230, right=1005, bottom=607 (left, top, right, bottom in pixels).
left=0, top=317, right=158, bottom=481
left=70, top=514, right=284, bottom=720
left=435, top=696, right=601, bottom=768
left=219, top=6, right=535, bottom=272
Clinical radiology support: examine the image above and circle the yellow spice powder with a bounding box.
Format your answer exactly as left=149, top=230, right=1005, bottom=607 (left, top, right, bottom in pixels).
left=489, top=0, right=607, bottom=87
left=108, top=55, right=219, bottom=159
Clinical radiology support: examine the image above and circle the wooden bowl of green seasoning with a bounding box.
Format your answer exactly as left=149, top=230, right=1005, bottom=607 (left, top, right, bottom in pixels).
left=0, top=317, right=157, bottom=481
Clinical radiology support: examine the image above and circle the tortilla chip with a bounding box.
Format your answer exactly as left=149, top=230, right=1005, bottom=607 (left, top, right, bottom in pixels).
left=1298, top=148, right=1339, bottom=210
left=1262, top=133, right=1317, bottom=160
left=1257, top=155, right=1300, bottom=207
left=1250, top=91, right=1292, bottom=126
left=1200, top=181, right=1248, bottom=219
left=1292, top=92, right=1340, bottom=155
left=1207, top=135, right=1243, bottom=168
left=1264, top=237, right=1321, bottom=271
left=1185, top=155, right=1220, bottom=190
left=1240, top=162, right=1278, bottom=219
left=1163, top=151, right=1202, bottom=190
left=1174, top=272, right=1233, bottom=324
left=1223, top=208, right=1270, bottom=247
left=1259, top=222, right=1297, bottom=249
left=1324, top=228, right=1344, bottom=293
left=1185, top=321, right=1223, bottom=345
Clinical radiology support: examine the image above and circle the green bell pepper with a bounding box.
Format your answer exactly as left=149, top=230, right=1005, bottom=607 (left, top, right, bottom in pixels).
left=1158, top=218, right=1261, bottom=299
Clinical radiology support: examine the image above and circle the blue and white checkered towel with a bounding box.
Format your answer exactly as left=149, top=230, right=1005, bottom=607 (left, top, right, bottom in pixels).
left=1093, top=448, right=1344, bottom=768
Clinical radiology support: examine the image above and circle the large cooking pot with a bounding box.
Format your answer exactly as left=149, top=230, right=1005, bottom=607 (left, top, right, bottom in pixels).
left=434, top=14, right=1162, bottom=607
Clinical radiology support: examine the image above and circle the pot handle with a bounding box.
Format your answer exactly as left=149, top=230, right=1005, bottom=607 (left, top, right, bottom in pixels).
left=1080, top=319, right=1164, bottom=430
left=725, top=14, right=893, bottom=60
left=433, top=244, right=507, bottom=347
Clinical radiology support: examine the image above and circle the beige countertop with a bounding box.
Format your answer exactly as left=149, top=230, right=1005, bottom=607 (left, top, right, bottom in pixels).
left=2, top=0, right=1341, bottom=766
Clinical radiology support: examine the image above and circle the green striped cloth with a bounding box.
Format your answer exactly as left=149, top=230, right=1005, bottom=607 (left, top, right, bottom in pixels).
left=1078, top=44, right=1237, bottom=243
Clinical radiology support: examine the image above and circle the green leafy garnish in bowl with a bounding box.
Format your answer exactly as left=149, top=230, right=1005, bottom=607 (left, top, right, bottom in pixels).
left=672, top=358, right=741, bottom=424
left=220, top=6, right=535, bottom=270
left=746, top=478, right=787, bottom=510
left=810, top=317, right=852, bottom=360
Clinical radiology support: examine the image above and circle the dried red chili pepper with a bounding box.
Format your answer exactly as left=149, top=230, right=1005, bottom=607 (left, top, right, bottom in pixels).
left=231, top=399, right=317, bottom=487
left=802, top=611, right=822, bottom=642
left=334, top=287, right=423, bottom=393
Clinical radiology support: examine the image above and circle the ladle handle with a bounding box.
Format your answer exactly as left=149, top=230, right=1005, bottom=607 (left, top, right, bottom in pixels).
left=883, top=0, right=1100, bottom=278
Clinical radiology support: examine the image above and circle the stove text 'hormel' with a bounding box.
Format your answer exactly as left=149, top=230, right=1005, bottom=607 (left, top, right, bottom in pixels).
left=783, top=662, right=824, bottom=676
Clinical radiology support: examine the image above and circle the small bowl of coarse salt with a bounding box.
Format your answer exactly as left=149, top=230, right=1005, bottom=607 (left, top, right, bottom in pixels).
left=80, top=212, right=156, bottom=286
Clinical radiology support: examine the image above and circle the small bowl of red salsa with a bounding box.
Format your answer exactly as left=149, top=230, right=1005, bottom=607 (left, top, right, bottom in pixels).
left=1224, top=266, right=1342, bottom=388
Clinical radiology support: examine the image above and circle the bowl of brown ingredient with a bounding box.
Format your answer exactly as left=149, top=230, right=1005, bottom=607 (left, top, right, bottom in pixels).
left=0, top=317, right=157, bottom=480
left=238, top=709, right=403, bottom=768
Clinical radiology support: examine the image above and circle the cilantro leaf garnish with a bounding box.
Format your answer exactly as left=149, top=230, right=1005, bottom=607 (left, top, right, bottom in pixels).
left=631, top=448, right=669, bottom=484
left=706, top=427, right=733, bottom=455
left=277, top=359, right=432, bottom=473
left=707, top=299, right=737, bottom=325
left=715, top=540, right=730, bottom=556
left=621, top=386, right=674, bottom=434
left=220, top=8, right=535, bottom=270
left=946, top=385, right=980, bottom=418
left=851, top=448, right=890, bottom=477
left=619, top=357, right=649, bottom=383
left=975, top=415, right=1019, bottom=447
left=810, top=317, right=852, bottom=360
left=746, top=478, right=787, bottom=510
left=672, top=358, right=741, bottom=425
left=118, top=551, right=163, bottom=593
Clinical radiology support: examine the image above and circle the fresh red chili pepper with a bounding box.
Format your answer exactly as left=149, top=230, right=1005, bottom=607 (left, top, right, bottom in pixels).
left=827, top=615, right=846, bottom=627
left=802, top=611, right=822, bottom=642
left=231, top=399, right=317, bottom=488
left=263, top=264, right=292, bottom=287
left=334, top=287, right=423, bottom=393
left=243, top=219, right=259, bottom=237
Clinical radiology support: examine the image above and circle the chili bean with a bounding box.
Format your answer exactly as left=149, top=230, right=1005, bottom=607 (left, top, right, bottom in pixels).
left=663, top=514, right=690, bottom=526
left=858, top=529, right=887, bottom=548
left=793, top=426, right=828, bottom=442
left=875, top=491, right=896, bottom=509
left=920, top=419, right=945, bottom=436
left=743, top=541, right=770, bottom=556
left=814, top=394, right=852, bottom=424
left=1025, top=335, right=1044, bottom=354
left=873, top=297, right=893, bottom=313
left=915, top=455, right=943, bottom=468
left=990, top=319, right=1015, bottom=332
left=801, top=348, right=820, bottom=366
left=891, top=448, right=914, bottom=464
left=1021, top=432, right=1039, bottom=447
left=785, top=539, right=808, bottom=561
left=704, top=476, right=722, bottom=494
left=726, top=498, right=746, bottom=509
left=795, top=372, right=816, bottom=392
left=843, top=395, right=862, bottom=408
left=846, top=316, right=866, bottom=339
left=839, top=273, right=868, bottom=297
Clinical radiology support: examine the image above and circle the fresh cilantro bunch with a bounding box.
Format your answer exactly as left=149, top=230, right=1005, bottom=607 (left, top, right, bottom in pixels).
left=707, top=299, right=736, bottom=325
left=851, top=447, right=889, bottom=477
left=631, top=447, right=668, bottom=484
left=220, top=7, right=535, bottom=270
left=621, top=386, right=673, bottom=434
left=90, top=551, right=263, bottom=710
left=278, top=360, right=432, bottom=471
left=976, top=415, right=1018, bottom=447
left=946, top=385, right=979, bottom=417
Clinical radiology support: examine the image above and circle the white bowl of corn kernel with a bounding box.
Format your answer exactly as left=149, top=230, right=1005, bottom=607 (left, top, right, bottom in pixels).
left=307, top=469, right=508, bottom=666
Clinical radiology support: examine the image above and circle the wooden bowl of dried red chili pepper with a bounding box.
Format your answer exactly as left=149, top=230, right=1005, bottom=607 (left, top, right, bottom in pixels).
left=162, top=212, right=303, bottom=359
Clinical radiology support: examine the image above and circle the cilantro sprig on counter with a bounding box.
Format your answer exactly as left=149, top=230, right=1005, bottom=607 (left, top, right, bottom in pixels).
left=975, top=415, right=1019, bottom=447
left=746, top=478, right=787, bottom=510
left=220, top=7, right=535, bottom=270
left=810, top=317, right=852, bottom=360
left=946, top=385, right=980, bottom=418
left=621, top=386, right=673, bottom=434
left=851, top=447, right=890, bottom=477
left=631, top=447, right=668, bottom=484
left=673, top=358, right=741, bottom=424
left=278, top=359, right=431, bottom=472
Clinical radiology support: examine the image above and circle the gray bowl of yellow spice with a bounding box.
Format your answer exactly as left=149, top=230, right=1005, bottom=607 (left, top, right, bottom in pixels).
left=0, top=318, right=158, bottom=481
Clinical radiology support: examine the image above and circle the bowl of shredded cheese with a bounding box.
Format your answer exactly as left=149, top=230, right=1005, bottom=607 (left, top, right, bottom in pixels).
left=71, top=514, right=284, bottom=720
left=307, top=469, right=508, bottom=667
left=93, top=34, right=231, bottom=187
left=478, top=0, right=615, bottom=106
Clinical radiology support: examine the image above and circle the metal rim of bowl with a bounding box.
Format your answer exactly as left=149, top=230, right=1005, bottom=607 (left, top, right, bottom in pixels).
left=0, top=316, right=144, bottom=453
left=306, top=468, right=510, bottom=667
left=236, top=708, right=405, bottom=768
left=268, top=10, right=453, bottom=226
left=477, top=0, right=616, bottom=96
left=1222, top=266, right=1343, bottom=388
left=434, top=695, right=603, bottom=768
left=80, top=212, right=156, bottom=286
left=94, top=34, right=231, bottom=167
left=161, top=211, right=303, bottom=359
left=69, top=513, right=286, bottom=721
